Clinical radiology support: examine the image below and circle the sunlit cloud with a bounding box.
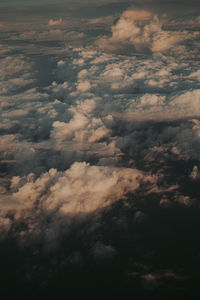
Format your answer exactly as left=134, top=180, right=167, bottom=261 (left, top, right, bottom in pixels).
left=48, top=18, right=63, bottom=26
left=121, top=9, right=152, bottom=21
left=0, top=0, right=200, bottom=293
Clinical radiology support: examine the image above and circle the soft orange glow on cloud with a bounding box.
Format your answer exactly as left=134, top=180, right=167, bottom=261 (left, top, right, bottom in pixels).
left=48, top=18, right=63, bottom=26
left=122, top=9, right=152, bottom=21
left=89, top=16, right=114, bottom=25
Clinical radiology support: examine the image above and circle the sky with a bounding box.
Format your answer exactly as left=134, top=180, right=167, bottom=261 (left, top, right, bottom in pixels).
left=0, top=0, right=200, bottom=296
left=0, top=0, right=115, bottom=4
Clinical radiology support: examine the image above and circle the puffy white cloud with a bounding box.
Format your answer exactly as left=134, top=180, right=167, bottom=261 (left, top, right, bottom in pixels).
left=47, top=81, right=69, bottom=95
left=97, top=9, right=197, bottom=54
left=0, top=161, right=156, bottom=248
left=188, top=69, right=200, bottom=81
left=69, top=45, right=197, bottom=99
left=170, top=89, right=200, bottom=117
left=57, top=60, right=66, bottom=67
left=76, top=80, right=91, bottom=92
left=119, top=90, right=200, bottom=121
left=0, top=55, right=34, bottom=95
left=21, top=163, right=146, bottom=214
left=70, top=98, right=96, bottom=115
left=137, top=94, right=165, bottom=107
left=48, top=18, right=63, bottom=26
left=41, top=162, right=149, bottom=214
left=51, top=112, right=109, bottom=143
left=72, top=58, right=85, bottom=66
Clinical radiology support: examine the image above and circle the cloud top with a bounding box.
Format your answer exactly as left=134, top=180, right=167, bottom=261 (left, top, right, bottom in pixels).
left=48, top=18, right=63, bottom=26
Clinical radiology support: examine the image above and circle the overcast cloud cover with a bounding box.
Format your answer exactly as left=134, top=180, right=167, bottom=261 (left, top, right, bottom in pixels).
left=0, top=0, right=200, bottom=295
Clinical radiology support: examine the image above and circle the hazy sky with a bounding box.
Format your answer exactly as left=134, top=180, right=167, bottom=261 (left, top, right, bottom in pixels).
left=0, top=0, right=110, bottom=4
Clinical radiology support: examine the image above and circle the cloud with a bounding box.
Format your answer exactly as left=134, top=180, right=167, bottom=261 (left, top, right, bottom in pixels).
left=190, top=165, right=200, bottom=180
left=51, top=112, right=110, bottom=143
left=121, top=9, right=152, bottom=21
left=48, top=18, right=63, bottom=26
left=140, top=271, right=183, bottom=282
left=0, top=55, right=35, bottom=98
left=188, top=69, right=200, bottom=81
left=0, top=161, right=156, bottom=249
left=1, top=3, right=200, bottom=291
left=57, top=60, right=66, bottom=67
left=175, top=194, right=192, bottom=206
left=170, top=89, right=200, bottom=117
left=76, top=80, right=91, bottom=92
left=88, top=16, right=114, bottom=25
left=96, top=9, right=196, bottom=54
left=113, top=90, right=200, bottom=122
left=92, top=242, right=117, bottom=260
left=47, top=81, right=69, bottom=98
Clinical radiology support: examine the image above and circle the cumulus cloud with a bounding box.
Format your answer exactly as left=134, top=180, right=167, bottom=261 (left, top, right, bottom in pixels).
left=76, top=80, right=91, bottom=92
left=1, top=2, right=200, bottom=291
left=97, top=9, right=196, bottom=54
left=116, top=90, right=200, bottom=122
left=48, top=18, right=63, bottom=26
left=47, top=81, right=69, bottom=99
left=188, top=69, right=200, bottom=81
left=0, top=161, right=156, bottom=249
left=57, top=60, right=66, bottom=67
left=51, top=112, right=110, bottom=144
left=169, top=89, right=200, bottom=117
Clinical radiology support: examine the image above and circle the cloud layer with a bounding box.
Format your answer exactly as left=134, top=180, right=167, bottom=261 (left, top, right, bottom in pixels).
left=1, top=2, right=200, bottom=294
